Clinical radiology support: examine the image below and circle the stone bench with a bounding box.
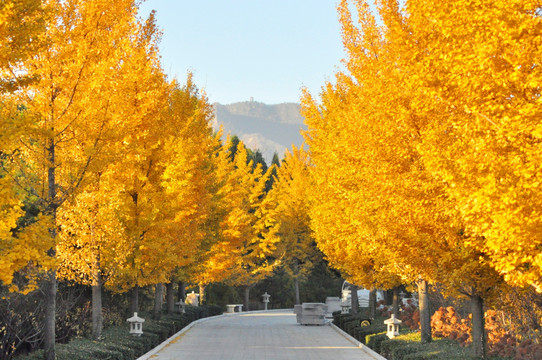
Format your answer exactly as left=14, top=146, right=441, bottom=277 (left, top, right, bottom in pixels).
left=295, top=303, right=328, bottom=325
left=226, top=304, right=244, bottom=313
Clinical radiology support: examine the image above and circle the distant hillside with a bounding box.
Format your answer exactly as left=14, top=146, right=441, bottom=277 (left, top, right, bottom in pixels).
left=212, top=101, right=307, bottom=163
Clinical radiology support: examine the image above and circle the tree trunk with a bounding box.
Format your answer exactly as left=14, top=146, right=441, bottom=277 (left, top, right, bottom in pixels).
left=44, top=137, right=57, bottom=360
left=198, top=284, right=205, bottom=305
left=294, top=277, right=300, bottom=305
left=471, top=293, right=486, bottom=359
left=244, top=286, right=251, bottom=311
left=43, top=270, right=57, bottom=360
left=369, top=288, right=377, bottom=319
left=91, top=270, right=103, bottom=340
left=392, top=286, right=400, bottom=318
left=178, top=281, right=186, bottom=303
left=153, top=283, right=163, bottom=319
left=350, top=284, right=359, bottom=314
left=417, top=278, right=432, bottom=343
left=130, top=285, right=139, bottom=314
left=166, top=282, right=175, bottom=314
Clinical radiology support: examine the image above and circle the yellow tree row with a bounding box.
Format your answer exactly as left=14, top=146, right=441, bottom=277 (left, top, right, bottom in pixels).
left=261, top=146, right=321, bottom=305
left=195, top=139, right=279, bottom=309
left=2, top=1, right=141, bottom=356
left=1, top=2, right=294, bottom=357
left=0, top=0, right=223, bottom=357
left=302, top=0, right=539, bottom=357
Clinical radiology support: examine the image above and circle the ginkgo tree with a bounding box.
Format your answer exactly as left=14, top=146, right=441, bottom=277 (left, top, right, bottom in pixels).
left=260, top=146, right=321, bottom=304
left=198, top=139, right=277, bottom=309
left=56, top=173, right=126, bottom=339
left=53, top=6, right=176, bottom=338
left=0, top=0, right=52, bottom=292
left=4, top=0, right=146, bottom=357
left=303, top=1, right=509, bottom=356
left=404, top=0, right=542, bottom=292
left=0, top=0, right=45, bottom=91
left=157, top=75, right=218, bottom=311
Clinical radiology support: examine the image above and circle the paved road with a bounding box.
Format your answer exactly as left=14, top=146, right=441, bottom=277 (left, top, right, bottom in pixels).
left=141, top=310, right=385, bottom=360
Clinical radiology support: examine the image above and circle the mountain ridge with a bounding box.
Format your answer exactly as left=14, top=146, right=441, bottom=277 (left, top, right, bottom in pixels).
left=212, top=100, right=307, bottom=163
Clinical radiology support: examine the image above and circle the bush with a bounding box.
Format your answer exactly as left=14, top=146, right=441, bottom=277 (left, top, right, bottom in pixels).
left=101, top=327, right=154, bottom=357
left=57, top=339, right=125, bottom=360
left=378, top=332, right=511, bottom=360
left=332, top=311, right=387, bottom=345
left=380, top=333, right=417, bottom=359
left=401, top=339, right=478, bottom=360
left=358, top=321, right=386, bottom=343
left=401, top=303, right=420, bottom=330
left=17, top=305, right=223, bottom=360
left=101, top=342, right=135, bottom=360
left=366, top=332, right=388, bottom=352
left=343, top=318, right=360, bottom=333
left=431, top=306, right=471, bottom=346
left=391, top=342, right=426, bottom=360
left=204, top=304, right=223, bottom=317
left=332, top=312, right=352, bottom=327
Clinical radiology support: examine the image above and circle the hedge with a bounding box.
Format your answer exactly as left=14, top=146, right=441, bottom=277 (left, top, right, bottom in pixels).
left=331, top=310, right=511, bottom=360
left=17, top=305, right=222, bottom=360
left=381, top=332, right=511, bottom=360
left=366, top=332, right=388, bottom=353
left=332, top=311, right=386, bottom=344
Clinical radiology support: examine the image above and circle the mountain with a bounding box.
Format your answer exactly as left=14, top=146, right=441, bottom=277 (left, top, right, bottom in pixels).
left=212, top=100, right=307, bottom=163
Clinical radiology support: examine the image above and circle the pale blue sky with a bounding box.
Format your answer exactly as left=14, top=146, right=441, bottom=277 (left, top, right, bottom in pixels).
left=138, top=1, right=345, bottom=105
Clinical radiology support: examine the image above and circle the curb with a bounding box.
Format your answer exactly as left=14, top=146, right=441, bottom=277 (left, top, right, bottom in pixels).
left=136, top=308, right=292, bottom=360
left=329, top=322, right=388, bottom=360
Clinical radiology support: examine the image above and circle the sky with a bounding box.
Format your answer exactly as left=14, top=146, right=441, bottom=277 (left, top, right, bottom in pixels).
left=137, top=1, right=346, bottom=105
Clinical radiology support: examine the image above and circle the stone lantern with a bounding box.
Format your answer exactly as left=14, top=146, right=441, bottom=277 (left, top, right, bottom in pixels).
left=262, top=292, right=271, bottom=310
left=127, top=312, right=145, bottom=336
left=175, top=301, right=186, bottom=314
left=384, top=314, right=402, bottom=339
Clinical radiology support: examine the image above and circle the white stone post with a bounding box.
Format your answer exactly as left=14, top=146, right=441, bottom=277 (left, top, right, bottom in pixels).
left=262, top=292, right=271, bottom=310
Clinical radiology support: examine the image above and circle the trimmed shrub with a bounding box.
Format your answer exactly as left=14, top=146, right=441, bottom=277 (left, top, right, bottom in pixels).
left=401, top=339, right=478, bottom=360
left=366, top=332, right=388, bottom=352
left=380, top=332, right=421, bottom=359
left=17, top=305, right=223, bottom=360
left=333, top=312, right=387, bottom=344
left=391, top=343, right=424, bottom=360
left=381, top=338, right=409, bottom=359
left=357, top=323, right=386, bottom=343
left=101, top=327, right=150, bottom=357
left=57, top=340, right=125, bottom=360
left=142, top=321, right=171, bottom=341
left=102, top=343, right=135, bottom=360
left=204, top=304, right=223, bottom=317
